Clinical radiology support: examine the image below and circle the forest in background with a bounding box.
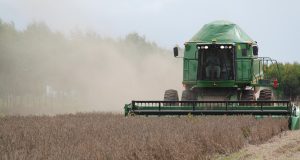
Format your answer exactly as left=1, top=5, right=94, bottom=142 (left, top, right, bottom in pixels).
left=265, top=63, right=300, bottom=100
left=0, top=19, right=299, bottom=115
left=0, top=20, right=165, bottom=96
left=0, top=19, right=182, bottom=114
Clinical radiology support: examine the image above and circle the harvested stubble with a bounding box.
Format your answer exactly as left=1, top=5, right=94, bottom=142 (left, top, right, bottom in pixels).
left=0, top=113, right=288, bottom=160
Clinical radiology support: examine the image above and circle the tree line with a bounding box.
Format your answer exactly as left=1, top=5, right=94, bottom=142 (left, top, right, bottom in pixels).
left=265, top=62, right=300, bottom=100
left=0, top=19, right=167, bottom=98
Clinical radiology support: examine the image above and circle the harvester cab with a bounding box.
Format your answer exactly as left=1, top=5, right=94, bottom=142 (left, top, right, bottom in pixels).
left=124, top=20, right=300, bottom=130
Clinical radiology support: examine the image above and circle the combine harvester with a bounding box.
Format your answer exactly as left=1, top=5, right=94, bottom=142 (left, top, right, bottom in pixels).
left=124, top=21, right=300, bottom=130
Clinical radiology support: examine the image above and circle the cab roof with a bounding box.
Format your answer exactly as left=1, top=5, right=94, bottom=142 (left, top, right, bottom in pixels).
left=189, top=20, right=255, bottom=43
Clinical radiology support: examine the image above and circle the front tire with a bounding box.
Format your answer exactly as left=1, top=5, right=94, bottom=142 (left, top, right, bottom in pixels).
left=181, top=90, right=196, bottom=101
left=240, top=90, right=255, bottom=106
left=181, top=90, right=196, bottom=106
left=163, top=89, right=179, bottom=106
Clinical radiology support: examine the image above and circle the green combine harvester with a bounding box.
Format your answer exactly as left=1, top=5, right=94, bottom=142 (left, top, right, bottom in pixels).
left=124, top=21, right=300, bottom=130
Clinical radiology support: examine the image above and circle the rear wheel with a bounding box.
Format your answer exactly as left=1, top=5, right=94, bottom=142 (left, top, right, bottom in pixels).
left=241, top=90, right=255, bottom=100
left=163, top=89, right=179, bottom=106
left=258, top=89, right=273, bottom=106
left=258, top=89, right=272, bottom=100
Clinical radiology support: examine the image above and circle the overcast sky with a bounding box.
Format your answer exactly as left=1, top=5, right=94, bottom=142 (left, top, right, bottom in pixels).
left=0, top=0, right=299, bottom=62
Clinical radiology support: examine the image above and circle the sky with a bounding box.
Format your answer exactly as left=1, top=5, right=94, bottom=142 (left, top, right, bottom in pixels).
left=0, top=0, right=299, bottom=62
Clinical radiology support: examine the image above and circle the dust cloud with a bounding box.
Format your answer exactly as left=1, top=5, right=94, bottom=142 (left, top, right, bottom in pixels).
left=0, top=22, right=183, bottom=115
left=71, top=38, right=183, bottom=113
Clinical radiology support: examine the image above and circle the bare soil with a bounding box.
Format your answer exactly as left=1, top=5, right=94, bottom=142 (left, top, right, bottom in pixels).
left=217, top=130, right=300, bottom=160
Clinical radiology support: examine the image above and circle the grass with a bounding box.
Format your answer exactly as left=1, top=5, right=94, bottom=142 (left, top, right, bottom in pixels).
left=0, top=113, right=288, bottom=160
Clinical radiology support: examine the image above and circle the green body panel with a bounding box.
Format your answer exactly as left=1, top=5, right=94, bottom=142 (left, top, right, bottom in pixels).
left=194, top=80, right=236, bottom=88
left=236, top=59, right=252, bottom=81
left=183, top=43, right=198, bottom=81
left=291, top=116, right=300, bottom=130
left=290, top=106, right=300, bottom=130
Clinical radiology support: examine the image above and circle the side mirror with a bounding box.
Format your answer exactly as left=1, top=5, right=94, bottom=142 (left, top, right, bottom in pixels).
left=253, top=46, right=258, bottom=56
left=173, top=47, right=179, bottom=57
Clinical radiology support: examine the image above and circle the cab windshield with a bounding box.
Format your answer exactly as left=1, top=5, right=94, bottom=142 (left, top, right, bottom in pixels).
left=197, top=44, right=235, bottom=81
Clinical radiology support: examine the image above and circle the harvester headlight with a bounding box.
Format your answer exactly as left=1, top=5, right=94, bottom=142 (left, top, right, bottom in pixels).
left=204, top=46, right=209, bottom=49
left=229, top=46, right=232, bottom=49
left=220, top=45, right=224, bottom=49
left=225, top=46, right=228, bottom=49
